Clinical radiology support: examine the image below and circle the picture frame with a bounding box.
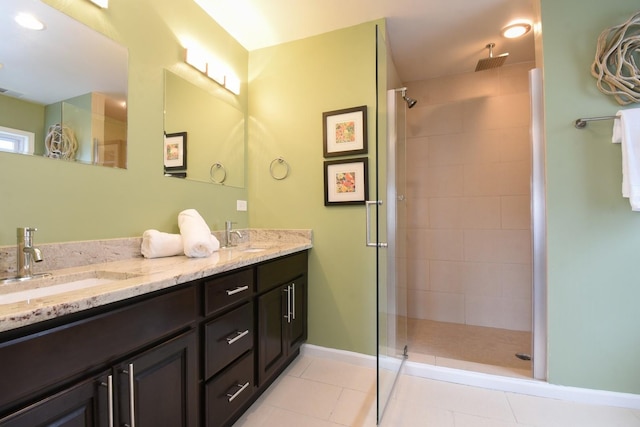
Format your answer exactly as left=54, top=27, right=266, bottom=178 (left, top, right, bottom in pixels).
left=323, top=106, right=367, bottom=157
left=324, top=157, right=369, bottom=206
left=164, top=131, right=187, bottom=171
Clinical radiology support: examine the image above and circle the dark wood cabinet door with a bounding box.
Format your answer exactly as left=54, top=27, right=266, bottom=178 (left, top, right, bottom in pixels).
left=117, top=330, right=198, bottom=427
left=257, top=285, right=287, bottom=385
left=0, top=372, right=110, bottom=427
left=287, top=277, right=307, bottom=354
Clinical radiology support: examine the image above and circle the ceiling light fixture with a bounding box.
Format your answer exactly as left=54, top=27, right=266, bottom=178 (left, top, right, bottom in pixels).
left=501, top=22, right=532, bottom=39
left=15, top=13, right=45, bottom=31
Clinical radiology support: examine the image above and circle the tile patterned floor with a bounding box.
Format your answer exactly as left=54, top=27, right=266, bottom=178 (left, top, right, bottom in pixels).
left=233, top=355, right=640, bottom=427
left=407, top=318, right=532, bottom=378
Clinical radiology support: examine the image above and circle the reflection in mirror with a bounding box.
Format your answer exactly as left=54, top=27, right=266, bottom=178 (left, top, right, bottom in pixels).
left=164, top=69, right=245, bottom=188
left=0, top=0, right=128, bottom=168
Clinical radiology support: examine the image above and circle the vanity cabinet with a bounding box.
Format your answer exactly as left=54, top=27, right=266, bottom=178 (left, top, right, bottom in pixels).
left=0, top=249, right=309, bottom=427
left=0, top=330, right=197, bottom=427
left=257, top=252, right=308, bottom=386
left=0, top=284, right=199, bottom=427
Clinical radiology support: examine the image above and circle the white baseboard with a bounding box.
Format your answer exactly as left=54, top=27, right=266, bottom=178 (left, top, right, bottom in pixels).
left=301, top=344, right=640, bottom=410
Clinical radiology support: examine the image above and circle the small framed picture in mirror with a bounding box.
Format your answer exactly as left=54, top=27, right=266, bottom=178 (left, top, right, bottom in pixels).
left=164, top=131, right=187, bottom=171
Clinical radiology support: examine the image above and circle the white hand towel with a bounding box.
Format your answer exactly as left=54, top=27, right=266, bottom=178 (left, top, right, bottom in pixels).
left=141, top=230, right=184, bottom=259
left=178, top=209, right=220, bottom=257
left=613, top=109, right=640, bottom=210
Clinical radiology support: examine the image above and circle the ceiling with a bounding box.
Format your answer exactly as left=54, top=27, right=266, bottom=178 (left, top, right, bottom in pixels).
left=0, top=0, right=127, bottom=116
left=194, top=0, right=536, bottom=82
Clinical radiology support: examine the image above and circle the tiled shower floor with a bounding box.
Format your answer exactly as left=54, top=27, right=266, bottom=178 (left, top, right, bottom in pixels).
left=407, top=318, right=532, bottom=378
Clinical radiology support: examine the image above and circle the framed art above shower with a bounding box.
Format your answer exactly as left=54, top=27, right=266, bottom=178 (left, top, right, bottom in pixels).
left=322, top=106, right=368, bottom=157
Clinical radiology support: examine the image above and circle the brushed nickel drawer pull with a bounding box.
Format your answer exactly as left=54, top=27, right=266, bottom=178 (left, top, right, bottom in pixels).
left=226, top=285, right=249, bottom=296
left=226, top=329, right=249, bottom=345
left=226, top=382, right=250, bottom=402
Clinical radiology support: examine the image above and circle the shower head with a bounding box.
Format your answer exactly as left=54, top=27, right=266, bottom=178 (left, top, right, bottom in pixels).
left=400, top=89, right=418, bottom=108
left=403, top=94, right=418, bottom=108
left=475, top=43, right=509, bottom=72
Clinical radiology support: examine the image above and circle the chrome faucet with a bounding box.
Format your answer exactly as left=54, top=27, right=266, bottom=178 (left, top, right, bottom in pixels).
left=17, top=227, right=43, bottom=279
left=224, top=221, right=242, bottom=247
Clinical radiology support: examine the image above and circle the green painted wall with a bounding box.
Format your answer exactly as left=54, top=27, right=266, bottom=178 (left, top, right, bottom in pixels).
left=0, top=96, right=45, bottom=155
left=541, top=0, right=640, bottom=393
left=0, top=0, right=248, bottom=245
left=248, top=22, right=382, bottom=355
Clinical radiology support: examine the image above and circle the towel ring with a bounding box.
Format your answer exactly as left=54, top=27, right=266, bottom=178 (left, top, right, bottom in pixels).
left=210, top=162, right=227, bottom=184
left=270, top=157, right=290, bottom=180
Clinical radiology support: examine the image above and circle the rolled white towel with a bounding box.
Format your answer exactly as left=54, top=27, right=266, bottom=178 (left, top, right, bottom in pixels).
left=141, top=229, right=184, bottom=259
left=178, top=209, right=220, bottom=257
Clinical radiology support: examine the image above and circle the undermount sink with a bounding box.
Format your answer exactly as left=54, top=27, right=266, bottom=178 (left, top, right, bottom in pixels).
left=0, top=270, right=139, bottom=305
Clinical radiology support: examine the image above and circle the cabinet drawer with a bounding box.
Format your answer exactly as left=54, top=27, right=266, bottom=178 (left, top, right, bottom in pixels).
left=256, top=251, right=308, bottom=293
left=204, top=302, right=253, bottom=380
left=205, top=351, right=254, bottom=427
left=204, top=269, right=254, bottom=316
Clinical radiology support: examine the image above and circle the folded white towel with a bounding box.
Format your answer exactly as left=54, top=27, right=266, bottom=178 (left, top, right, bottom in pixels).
left=612, top=109, right=640, bottom=210
left=141, top=229, right=184, bottom=259
left=178, top=209, right=220, bottom=257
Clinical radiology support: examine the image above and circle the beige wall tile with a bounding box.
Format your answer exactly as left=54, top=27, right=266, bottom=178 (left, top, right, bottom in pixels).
left=460, top=197, right=502, bottom=229
left=499, top=61, right=535, bottom=95
left=427, top=229, right=464, bottom=261
left=407, top=103, right=464, bottom=137
left=462, top=93, right=530, bottom=131
left=430, top=260, right=464, bottom=293
left=463, top=230, right=531, bottom=264
left=428, top=133, right=468, bottom=166
left=500, top=127, right=531, bottom=162
left=406, top=257, right=430, bottom=291
left=462, top=130, right=503, bottom=164
left=406, top=228, right=430, bottom=260
left=406, top=197, right=430, bottom=229
left=461, top=262, right=502, bottom=297
left=407, top=289, right=465, bottom=322
left=465, top=295, right=531, bottom=331
left=499, top=161, right=531, bottom=195
left=501, top=263, right=532, bottom=299
left=426, top=164, right=465, bottom=197
left=501, top=196, right=531, bottom=229
left=404, top=65, right=532, bottom=332
left=429, top=197, right=462, bottom=229
left=464, top=163, right=503, bottom=196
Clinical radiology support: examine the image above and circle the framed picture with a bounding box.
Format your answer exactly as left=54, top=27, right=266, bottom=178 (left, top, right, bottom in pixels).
left=324, top=158, right=369, bottom=206
left=323, top=106, right=367, bottom=157
left=164, top=131, right=187, bottom=171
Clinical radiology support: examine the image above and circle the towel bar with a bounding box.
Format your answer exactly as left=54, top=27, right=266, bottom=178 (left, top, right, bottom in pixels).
left=574, top=115, right=620, bottom=129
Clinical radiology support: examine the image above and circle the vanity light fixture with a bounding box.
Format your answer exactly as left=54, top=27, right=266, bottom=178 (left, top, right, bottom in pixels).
left=185, top=48, right=208, bottom=73
left=15, top=13, right=45, bottom=31
left=224, top=74, right=241, bottom=95
left=501, top=22, right=532, bottom=39
left=206, top=63, right=226, bottom=86
left=88, top=0, right=109, bottom=8
left=183, top=47, right=241, bottom=95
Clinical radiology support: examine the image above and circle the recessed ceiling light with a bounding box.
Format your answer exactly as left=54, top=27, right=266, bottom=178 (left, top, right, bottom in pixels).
left=15, top=13, right=45, bottom=31
left=501, top=22, right=532, bottom=39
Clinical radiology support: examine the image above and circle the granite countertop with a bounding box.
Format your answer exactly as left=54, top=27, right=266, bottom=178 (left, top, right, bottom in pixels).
left=0, top=231, right=312, bottom=334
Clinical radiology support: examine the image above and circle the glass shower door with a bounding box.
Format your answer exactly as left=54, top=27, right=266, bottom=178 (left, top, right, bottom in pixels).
left=374, top=24, right=408, bottom=424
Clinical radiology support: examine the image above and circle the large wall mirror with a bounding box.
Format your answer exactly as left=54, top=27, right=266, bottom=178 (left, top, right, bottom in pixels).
left=0, top=0, right=128, bottom=168
left=164, top=69, right=245, bottom=188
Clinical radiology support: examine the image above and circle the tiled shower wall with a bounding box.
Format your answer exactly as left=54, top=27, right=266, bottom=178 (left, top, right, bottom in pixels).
left=404, top=62, right=535, bottom=332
